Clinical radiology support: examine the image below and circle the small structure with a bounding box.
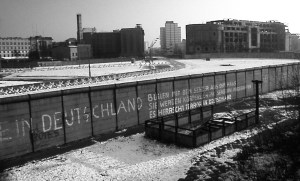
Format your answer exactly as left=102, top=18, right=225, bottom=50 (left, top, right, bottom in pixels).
left=52, top=45, right=78, bottom=61
left=145, top=105, right=257, bottom=148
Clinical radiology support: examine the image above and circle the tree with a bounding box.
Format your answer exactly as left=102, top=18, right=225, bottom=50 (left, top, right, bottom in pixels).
left=278, top=67, right=300, bottom=122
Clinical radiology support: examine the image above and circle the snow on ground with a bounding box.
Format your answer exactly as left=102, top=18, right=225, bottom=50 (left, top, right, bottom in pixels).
left=0, top=81, right=38, bottom=87
left=0, top=116, right=286, bottom=181
left=1, top=58, right=298, bottom=86
left=9, top=60, right=169, bottom=78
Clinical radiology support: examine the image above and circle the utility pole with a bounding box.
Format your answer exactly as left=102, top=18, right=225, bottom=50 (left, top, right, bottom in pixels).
left=252, top=80, right=263, bottom=124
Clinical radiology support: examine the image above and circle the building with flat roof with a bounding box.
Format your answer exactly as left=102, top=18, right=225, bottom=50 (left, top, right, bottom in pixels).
left=0, top=37, right=30, bottom=59
left=160, top=21, right=181, bottom=55
left=77, top=14, right=144, bottom=58
left=52, top=45, right=78, bottom=61
left=120, top=24, right=144, bottom=57
left=186, top=19, right=287, bottom=54
left=90, top=32, right=121, bottom=58
left=82, top=25, right=144, bottom=58
left=29, top=36, right=53, bottom=59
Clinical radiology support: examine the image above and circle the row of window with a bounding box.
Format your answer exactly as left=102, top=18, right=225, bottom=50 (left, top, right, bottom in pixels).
left=225, top=32, right=247, bottom=38
left=224, top=27, right=248, bottom=31
left=0, top=46, right=30, bottom=50
left=0, top=41, right=30, bottom=45
left=1, top=54, right=28, bottom=57
left=0, top=51, right=29, bottom=53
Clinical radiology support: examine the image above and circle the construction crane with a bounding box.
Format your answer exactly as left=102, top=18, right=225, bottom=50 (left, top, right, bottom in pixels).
left=148, top=38, right=159, bottom=63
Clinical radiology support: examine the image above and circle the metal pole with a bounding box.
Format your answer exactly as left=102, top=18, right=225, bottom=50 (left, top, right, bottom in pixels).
left=252, top=80, right=262, bottom=124
left=88, top=59, right=91, bottom=78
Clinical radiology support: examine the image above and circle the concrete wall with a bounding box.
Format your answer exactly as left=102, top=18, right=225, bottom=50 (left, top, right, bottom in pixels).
left=1, top=62, right=299, bottom=160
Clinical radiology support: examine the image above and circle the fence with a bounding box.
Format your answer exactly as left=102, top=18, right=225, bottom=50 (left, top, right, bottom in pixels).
left=0, top=62, right=299, bottom=160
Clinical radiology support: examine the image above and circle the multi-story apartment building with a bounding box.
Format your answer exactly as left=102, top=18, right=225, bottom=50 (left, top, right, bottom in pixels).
left=160, top=21, right=181, bottom=55
left=186, top=19, right=287, bottom=54
left=0, top=37, right=30, bottom=59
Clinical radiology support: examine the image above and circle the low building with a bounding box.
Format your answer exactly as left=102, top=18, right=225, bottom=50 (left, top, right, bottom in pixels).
left=52, top=45, right=78, bottom=61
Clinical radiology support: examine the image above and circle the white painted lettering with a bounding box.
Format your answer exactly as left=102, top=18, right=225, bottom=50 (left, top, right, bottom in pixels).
left=101, top=103, right=110, bottom=117
left=54, top=112, right=62, bottom=130
left=93, top=105, right=99, bottom=118
left=42, top=114, right=52, bottom=132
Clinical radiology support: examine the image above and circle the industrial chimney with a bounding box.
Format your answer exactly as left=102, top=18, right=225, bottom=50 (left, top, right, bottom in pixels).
left=77, top=14, right=83, bottom=44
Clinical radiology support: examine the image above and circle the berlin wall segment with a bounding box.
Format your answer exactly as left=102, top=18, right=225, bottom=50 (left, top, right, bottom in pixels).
left=0, top=95, right=32, bottom=160
left=0, top=62, right=298, bottom=160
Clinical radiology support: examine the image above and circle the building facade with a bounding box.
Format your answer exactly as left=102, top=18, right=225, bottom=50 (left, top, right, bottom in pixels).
left=52, top=45, right=78, bottom=61
left=186, top=19, right=287, bottom=54
left=0, top=37, right=30, bottom=59
left=285, top=32, right=300, bottom=52
left=120, top=24, right=145, bottom=57
left=90, top=32, right=121, bottom=58
left=160, top=21, right=181, bottom=55
left=29, top=36, right=53, bottom=59
left=82, top=25, right=144, bottom=58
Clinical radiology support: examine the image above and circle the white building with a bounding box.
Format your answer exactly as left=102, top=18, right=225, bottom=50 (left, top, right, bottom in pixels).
left=160, top=21, right=181, bottom=55
left=0, top=37, right=30, bottom=59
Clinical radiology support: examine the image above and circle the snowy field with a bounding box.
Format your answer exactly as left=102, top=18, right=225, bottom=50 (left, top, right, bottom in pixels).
left=0, top=124, right=270, bottom=180
left=1, top=58, right=299, bottom=86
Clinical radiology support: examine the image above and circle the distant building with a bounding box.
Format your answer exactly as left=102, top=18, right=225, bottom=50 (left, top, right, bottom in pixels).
left=0, top=37, right=30, bottom=59
left=52, top=38, right=92, bottom=60
left=120, top=24, right=145, bottom=57
left=81, top=24, right=144, bottom=58
left=90, top=32, right=121, bottom=58
left=77, top=13, right=144, bottom=58
left=77, top=44, right=92, bottom=60
left=286, top=32, right=300, bottom=52
left=160, top=21, right=181, bottom=55
left=186, top=19, right=287, bottom=54
left=52, top=45, right=78, bottom=61
left=29, top=36, right=53, bottom=59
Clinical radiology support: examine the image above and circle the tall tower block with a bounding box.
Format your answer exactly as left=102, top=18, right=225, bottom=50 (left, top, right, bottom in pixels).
left=77, top=14, right=83, bottom=43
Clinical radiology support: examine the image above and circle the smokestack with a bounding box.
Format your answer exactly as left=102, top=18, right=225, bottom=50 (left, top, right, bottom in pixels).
left=77, top=14, right=83, bottom=44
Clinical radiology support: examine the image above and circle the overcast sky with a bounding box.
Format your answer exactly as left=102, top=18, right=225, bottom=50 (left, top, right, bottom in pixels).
left=0, top=0, right=299, bottom=46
